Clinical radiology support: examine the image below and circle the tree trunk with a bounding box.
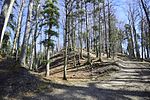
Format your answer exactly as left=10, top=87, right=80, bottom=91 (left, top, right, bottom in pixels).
left=63, top=0, right=68, bottom=80
left=46, top=45, right=50, bottom=77
left=132, top=22, right=140, bottom=58
left=129, top=27, right=135, bottom=58
left=98, top=4, right=102, bottom=61
left=57, top=32, right=60, bottom=52
left=19, top=0, right=33, bottom=66
left=73, top=18, right=76, bottom=68
left=30, top=3, right=39, bottom=70
left=0, top=0, right=15, bottom=48
left=30, top=34, right=34, bottom=70
left=140, top=0, right=150, bottom=58
left=141, top=19, right=144, bottom=60
left=129, top=4, right=140, bottom=58
left=145, top=31, right=149, bottom=58
left=0, top=0, right=10, bottom=48
left=140, top=0, right=150, bottom=28
left=128, top=14, right=135, bottom=58
left=79, top=0, right=83, bottom=59
left=68, top=17, right=72, bottom=51
left=16, top=17, right=23, bottom=59
left=108, top=1, right=111, bottom=58
left=103, top=2, right=108, bottom=58
left=93, top=1, right=98, bottom=57
left=12, top=0, right=24, bottom=55
left=85, top=2, right=90, bottom=64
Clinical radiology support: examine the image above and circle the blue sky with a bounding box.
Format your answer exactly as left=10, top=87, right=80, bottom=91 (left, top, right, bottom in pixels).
left=0, top=0, right=132, bottom=51
left=114, top=0, right=127, bottom=22
left=56, top=0, right=129, bottom=48
left=26, top=0, right=129, bottom=51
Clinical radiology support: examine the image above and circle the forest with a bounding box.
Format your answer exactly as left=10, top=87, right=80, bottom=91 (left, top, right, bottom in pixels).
left=0, top=0, right=150, bottom=100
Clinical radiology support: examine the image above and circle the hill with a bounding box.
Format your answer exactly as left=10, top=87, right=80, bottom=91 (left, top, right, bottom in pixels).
left=0, top=51, right=150, bottom=100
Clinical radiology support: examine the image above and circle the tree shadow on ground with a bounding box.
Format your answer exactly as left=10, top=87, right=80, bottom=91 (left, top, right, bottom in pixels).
left=0, top=58, right=150, bottom=100
left=38, top=53, right=80, bottom=73
left=107, top=65, right=150, bottom=86
left=0, top=57, right=50, bottom=99
left=38, top=50, right=97, bottom=73
left=22, top=81, right=150, bottom=100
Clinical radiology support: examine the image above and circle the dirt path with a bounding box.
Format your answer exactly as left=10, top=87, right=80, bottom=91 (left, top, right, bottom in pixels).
left=23, top=59, right=150, bottom=100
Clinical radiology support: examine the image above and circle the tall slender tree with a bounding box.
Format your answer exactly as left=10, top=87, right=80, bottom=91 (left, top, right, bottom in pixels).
left=41, top=0, right=59, bottom=77
left=85, top=0, right=91, bottom=64
left=63, top=0, right=68, bottom=80
left=12, top=0, right=25, bottom=57
left=19, top=0, right=33, bottom=66
left=30, top=0, right=41, bottom=70
left=103, top=0, right=109, bottom=58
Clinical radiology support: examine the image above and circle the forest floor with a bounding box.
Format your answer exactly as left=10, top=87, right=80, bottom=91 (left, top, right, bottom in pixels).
left=0, top=52, right=150, bottom=100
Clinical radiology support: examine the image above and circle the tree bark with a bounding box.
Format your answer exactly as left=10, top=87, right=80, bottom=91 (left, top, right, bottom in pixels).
left=141, top=19, right=144, bottom=60
left=19, top=0, right=33, bottom=66
left=30, top=3, right=40, bottom=70
left=79, top=0, right=83, bottom=59
left=108, top=1, right=111, bottom=58
left=98, top=4, right=102, bottom=61
left=46, top=43, right=50, bottom=77
left=103, top=1, right=109, bottom=58
left=85, top=1, right=90, bottom=64
left=140, top=0, right=150, bottom=58
left=140, top=0, right=150, bottom=28
left=12, top=0, right=24, bottom=55
left=63, top=0, right=68, bottom=80
left=0, top=0, right=15, bottom=48
left=132, top=22, right=140, bottom=58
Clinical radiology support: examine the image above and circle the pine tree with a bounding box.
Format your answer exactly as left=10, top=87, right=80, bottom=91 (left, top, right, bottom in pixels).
left=41, top=0, right=59, bottom=77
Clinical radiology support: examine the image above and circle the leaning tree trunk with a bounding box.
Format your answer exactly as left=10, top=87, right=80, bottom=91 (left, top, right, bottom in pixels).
left=19, top=0, right=33, bottom=66
left=140, top=0, right=150, bottom=29
left=12, top=0, right=24, bottom=56
left=0, top=0, right=15, bottom=48
left=0, top=0, right=10, bottom=46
